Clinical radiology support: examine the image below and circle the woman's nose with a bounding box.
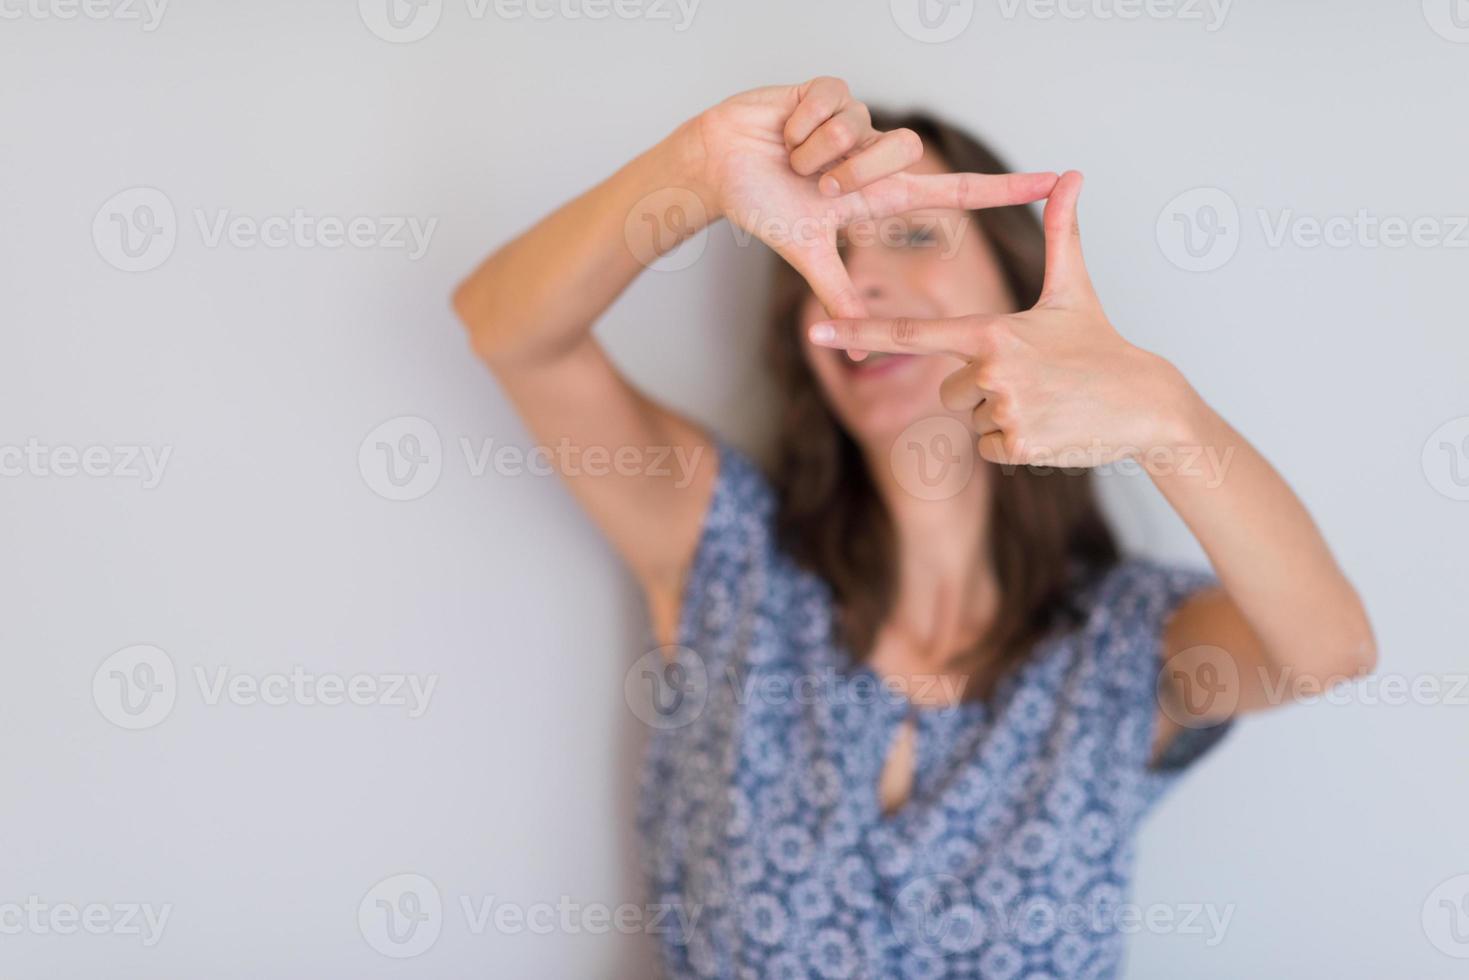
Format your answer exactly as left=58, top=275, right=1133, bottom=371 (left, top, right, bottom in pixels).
left=844, top=253, right=891, bottom=300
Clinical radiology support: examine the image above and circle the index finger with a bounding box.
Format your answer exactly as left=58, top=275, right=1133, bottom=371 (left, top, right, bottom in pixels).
left=853, top=171, right=1059, bottom=222
left=807, top=314, right=997, bottom=357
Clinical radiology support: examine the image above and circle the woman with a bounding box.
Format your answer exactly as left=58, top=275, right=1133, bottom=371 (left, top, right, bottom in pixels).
left=453, top=78, right=1374, bottom=978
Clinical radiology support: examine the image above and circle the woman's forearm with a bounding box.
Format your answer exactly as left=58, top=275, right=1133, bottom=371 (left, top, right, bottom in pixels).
left=452, top=119, right=713, bottom=370
left=1151, top=386, right=1377, bottom=680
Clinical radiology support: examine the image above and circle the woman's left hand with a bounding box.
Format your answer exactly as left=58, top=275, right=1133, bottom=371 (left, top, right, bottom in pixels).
left=808, top=171, right=1202, bottom=467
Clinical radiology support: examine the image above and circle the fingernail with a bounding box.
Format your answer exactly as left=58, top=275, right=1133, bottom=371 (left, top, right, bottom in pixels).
left=809, top=323, right=836, bottom=343
left=818, top=175, right=841, bottom=197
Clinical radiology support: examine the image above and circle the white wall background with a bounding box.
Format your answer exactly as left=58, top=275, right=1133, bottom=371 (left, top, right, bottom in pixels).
left=3, top=1, right=1467, bottom=976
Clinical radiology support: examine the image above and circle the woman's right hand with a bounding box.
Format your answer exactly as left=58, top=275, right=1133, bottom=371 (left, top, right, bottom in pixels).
left=683, top=77, right=1058, bottom=319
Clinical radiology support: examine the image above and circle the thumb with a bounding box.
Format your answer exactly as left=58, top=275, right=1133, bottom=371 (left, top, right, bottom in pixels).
left=783, top=242, right=867, bottom=320
left=1039, top=170, right=1095, bottom=304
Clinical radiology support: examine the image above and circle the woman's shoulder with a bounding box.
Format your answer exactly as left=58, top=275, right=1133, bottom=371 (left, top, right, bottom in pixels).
left=678, top=435, right=780, bottom=588
left=706, top=435, right=776, bottom=516
left=1074, top=555, right=1218, bottom=620
left=674, top=435, right=836, bottom=654
left=688, top=435, right=785, bottom=562
left=1059, top=554, right=1219, bottom=679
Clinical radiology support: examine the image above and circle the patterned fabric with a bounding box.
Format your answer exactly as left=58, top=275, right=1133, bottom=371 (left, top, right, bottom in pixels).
left=637, top=439, right=1232, bottom=979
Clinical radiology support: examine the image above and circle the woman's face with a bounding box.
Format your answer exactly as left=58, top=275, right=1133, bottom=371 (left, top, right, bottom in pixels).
left=798, top=150, right=1019, bottom=449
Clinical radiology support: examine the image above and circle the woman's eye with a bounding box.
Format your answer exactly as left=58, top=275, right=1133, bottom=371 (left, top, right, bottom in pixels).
left=905, top=227, right=937, bottom=247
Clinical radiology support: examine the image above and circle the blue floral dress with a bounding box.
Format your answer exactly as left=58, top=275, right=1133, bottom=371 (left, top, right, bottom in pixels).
left=636, top=440, right=1232, bottom=978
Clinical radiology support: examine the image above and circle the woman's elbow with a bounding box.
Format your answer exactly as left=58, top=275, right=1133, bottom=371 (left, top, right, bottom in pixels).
left=451, top=279, right=485, bottom=341
left=1344, top=609, right=1378, bottom=678
left=451, top=280, right=510, bottom=364
left=1314, top=595, right=1378, bottom=682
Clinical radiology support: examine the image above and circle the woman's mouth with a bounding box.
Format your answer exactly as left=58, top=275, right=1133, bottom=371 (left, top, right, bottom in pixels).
left=843, top=350, right=915, bottom=378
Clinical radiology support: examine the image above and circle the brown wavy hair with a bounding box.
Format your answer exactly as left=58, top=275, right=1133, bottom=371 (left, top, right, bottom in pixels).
left=765, top=111, right=1119, bottom=702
